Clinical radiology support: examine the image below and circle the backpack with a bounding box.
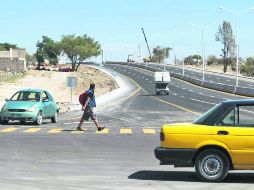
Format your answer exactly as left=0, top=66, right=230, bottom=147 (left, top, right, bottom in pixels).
left=79, top=91, right=88, bottom=106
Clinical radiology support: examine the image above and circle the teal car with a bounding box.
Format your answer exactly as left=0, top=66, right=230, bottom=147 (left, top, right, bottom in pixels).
left=0, top=89, right=59, bottom=125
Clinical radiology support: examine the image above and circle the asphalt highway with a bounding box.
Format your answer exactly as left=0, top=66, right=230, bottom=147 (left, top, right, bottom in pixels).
left=0, top=63, right=253, bottom=190
left=143, top=63, right=254, bottom=88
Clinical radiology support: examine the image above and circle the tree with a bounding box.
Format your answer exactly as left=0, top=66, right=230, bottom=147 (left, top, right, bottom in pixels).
left=184, top=56, right=194, bottom=65
left=216, top=21, right=235, bottom=73
left=192, top=54, right=202, bottom=64
left=184, top=55, right=202, bottom=65
left=240, top=57, right=254, bottom=76
left=26, top=53, right=36, bottom=66
left=0, top=43, right=18, bottom=51
left=42, top=36, right=60, bottom=65
left=151, top=46, right=172, bottom=63
left=60, top=34, right=101, bottom=71
left=35, top=42, right=45, bottom=69
left=35, top=36, right=60, bottom=67
left=207, top=55, right=218, bottom=65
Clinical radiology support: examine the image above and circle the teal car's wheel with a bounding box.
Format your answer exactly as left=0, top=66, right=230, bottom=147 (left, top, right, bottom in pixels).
left=51, top=111, right=58, bottom=123
left=35, top=111, right=43, bottom=125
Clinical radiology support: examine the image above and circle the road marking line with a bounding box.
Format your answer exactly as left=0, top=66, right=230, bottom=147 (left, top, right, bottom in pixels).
left=142, top=128, right=156, bottom=134
left=24, top=128, right=41, bottom=133
left=120, top=128, right=132, bottom=134
left=48, top=128, right=62, bottom=134
left=71, top=129, right=86, bottom=134
left=64, top=121, right=101, bottom=125
left=69, top=117, right=81, bottom=120
left=190, top=98, right=215, bottom=105
left=96, top=128, right=109, bottom=134
left=1, top=127, right=18, bottom=132
left=152, top=96, right=201, bottom=115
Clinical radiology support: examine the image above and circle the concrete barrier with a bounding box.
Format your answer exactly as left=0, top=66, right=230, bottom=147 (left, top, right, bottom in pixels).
left=236, top=87, right=254, bottom=97
left=202, top=81, right=235, bottom=94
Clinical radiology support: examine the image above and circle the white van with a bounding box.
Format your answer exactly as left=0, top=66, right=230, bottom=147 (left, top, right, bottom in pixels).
left=154, top=72, right=170, bottom=95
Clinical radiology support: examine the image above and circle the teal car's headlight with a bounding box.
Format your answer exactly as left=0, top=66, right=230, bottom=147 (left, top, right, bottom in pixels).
left=26, top=105, right=38, bottom=112
left=1, top=105, right=7, bottom=112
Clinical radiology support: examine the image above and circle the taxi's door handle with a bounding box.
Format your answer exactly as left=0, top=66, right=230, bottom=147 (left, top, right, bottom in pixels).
left=217, top=130, right=229, bottom=135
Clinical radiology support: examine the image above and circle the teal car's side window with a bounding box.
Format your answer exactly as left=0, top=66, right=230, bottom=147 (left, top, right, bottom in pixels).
left=42, top=92, right=49, bottom=101
left=46, top=92, right=54, bottom=101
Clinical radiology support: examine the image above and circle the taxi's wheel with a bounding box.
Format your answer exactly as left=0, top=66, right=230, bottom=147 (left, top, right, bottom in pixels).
left=195, top=149, right=229, bottom=182
left=51, top=111, right=58, bottom=123
left=35, top=111, right=43, bottom=125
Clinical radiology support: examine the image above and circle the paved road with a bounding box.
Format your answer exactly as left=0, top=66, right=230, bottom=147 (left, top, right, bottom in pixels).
left=0, top=64, right=253, bottom=190
left=142, top=62, right=254, bottom=88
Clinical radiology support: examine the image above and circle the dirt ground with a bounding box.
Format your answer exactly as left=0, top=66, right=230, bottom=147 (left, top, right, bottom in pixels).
left=0, top=65, right=118, bottom=113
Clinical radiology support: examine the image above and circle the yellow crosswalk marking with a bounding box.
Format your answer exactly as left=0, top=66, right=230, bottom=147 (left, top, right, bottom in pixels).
left=96, top=128, right=109, bottom=134
left=71, top=129, right=86, bottom=134
left=48, top=128, right=62, bottom=134
left=120, top=128, right=132, bottom=134
left=1, top=127, right=18, bottom=133
left=142, top=128, right=156, bottom=134
left=24, top=128, right=41, bottom=133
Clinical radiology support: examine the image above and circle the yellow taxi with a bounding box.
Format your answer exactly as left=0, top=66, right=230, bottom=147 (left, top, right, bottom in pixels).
left=155, top=99, right=254, bottom=182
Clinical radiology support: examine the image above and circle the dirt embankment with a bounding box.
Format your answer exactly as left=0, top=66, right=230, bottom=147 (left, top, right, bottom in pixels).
left=0, top=65, right=118, bottom=113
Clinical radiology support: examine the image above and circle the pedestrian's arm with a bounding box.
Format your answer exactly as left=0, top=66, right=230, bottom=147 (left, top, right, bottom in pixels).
left=82, top=97, right=91, bottom=111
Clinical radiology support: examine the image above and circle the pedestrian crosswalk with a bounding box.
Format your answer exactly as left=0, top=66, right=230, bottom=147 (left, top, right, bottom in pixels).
left=0, top=127, right=158, bottom=135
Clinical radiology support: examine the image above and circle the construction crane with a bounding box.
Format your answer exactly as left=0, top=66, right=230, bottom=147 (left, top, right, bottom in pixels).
left=141, top=27, right=152, bottom=62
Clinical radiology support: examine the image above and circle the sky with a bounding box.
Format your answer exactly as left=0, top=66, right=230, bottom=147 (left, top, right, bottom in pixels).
left=1, top=0, right=254, bottom=63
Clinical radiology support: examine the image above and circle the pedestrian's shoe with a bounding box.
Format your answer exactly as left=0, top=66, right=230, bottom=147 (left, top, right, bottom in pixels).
left=76, top=127, right=84, bottom=131
left=98, top=127, right=105, bottom=131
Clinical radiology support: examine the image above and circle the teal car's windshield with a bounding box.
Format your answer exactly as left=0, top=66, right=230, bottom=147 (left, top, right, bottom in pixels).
left=10, top=91, right=41, bottom=102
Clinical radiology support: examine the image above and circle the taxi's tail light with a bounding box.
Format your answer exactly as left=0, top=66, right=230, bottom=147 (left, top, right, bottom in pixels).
left=160, top=132, right=165, bottom=141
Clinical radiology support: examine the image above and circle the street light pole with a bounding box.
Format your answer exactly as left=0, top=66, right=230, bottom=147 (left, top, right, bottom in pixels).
left=219, top=6, right=254, bottom=89
left=189, top=22, right=216, bottom=83
left=173, top=29, right=192, bottom=76
left=202, top=28, right=205, bottom=82
left=236, top=16, right=239, bottom=88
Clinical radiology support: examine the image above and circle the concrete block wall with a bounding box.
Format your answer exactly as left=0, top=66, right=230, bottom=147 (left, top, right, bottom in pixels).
left=0, top=49, right=27, bottom=72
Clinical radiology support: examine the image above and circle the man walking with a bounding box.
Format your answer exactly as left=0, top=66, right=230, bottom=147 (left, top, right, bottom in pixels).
left=76, top=83, right=105, bottom=131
